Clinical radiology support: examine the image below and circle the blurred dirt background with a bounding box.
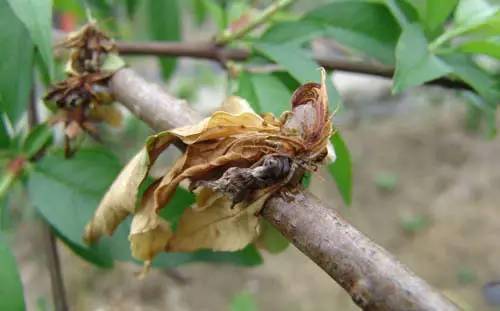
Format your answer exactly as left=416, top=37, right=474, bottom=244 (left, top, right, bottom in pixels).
left=11, top=67, right=500, bottom=310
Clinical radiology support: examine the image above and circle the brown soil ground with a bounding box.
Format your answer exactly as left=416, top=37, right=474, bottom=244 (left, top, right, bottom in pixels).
left=12, top=74, right=500, bottom=310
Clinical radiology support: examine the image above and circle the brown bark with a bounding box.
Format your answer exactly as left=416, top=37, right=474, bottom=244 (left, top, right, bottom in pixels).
left=109, top=68, right=458, bottom=310
left=110, top=69, right=202, bottom=131
left=263, top=192, right=457, bottom=310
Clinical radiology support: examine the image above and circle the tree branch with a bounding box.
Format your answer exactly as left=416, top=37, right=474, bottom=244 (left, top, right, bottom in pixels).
left=114, top=41, right=471, bottom=91
left=108, top=68, right=457, bottom=310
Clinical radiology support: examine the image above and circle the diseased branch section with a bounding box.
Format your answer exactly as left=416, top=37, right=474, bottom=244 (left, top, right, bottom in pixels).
left=263, top=192, right=456, bottom=310
left=109, top=68, right=458, bottom=310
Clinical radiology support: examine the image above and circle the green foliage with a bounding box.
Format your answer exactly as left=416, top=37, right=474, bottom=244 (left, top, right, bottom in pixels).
left=22, top=123, right=53, bottom=159
left=29, top=149, right=122, bottom=247
left=230, top=291, right=258, bottom=311
left=237, top=71, right=291, bottom=116
left=28, top=148, right=132, bottom=265
left=0, top=236, right=25, bottom=311
left=303, top=1, right=401, bottom=64
left=153, top=244, right=263, bottom=268
left=456, top=266, right=477, bottom=284
left=393, top=23, right=451, bottom=93
left=125, top=0, right=141, bottom=19
left=7, top=0, right=54, bottom=82
left=463, top=91, right=496, bottom=138
left=373, top=171, right=399, bottom=191
left=328, top=132, right=352, bottom=206
left=405, top=0, right=458, bottom=34
left=0, top=1, right=34, bottom=124
left=0, top=119, right=10, bottom=149
left=147, top=0, right=181, bottom=80
left=442, top=53, right=500, bottom=104
left=254, top=42, right=341, bottom=111
left=200, top=0, right=226, bottom=30
left=458, top=37, right=500, bottom=59
left=259, top=220, right=289, bottom=254
left=159, top=187, right=196, bottom=230
left=400, top=214, right=429, bottom=234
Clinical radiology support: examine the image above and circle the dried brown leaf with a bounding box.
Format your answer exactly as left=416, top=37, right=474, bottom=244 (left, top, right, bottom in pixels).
left=168, top=188, right=273, bottom=252
left=130, top=183, right=172, bottom=262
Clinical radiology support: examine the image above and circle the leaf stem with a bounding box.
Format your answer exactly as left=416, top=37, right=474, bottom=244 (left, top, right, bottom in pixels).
left=0, top=172, right=16, bottom=199
left=215, top=0, right=296, bottom=45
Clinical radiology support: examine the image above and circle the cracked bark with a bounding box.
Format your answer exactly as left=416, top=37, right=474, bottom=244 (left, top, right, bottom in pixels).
left=109, top=68, right=458, bottom=310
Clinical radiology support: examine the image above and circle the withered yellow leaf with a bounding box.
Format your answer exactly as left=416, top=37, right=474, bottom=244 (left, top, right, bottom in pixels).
left=84, top=148, right=150, bottom=244
left=84, top=134, right=176, bottom=244
left=171, top=111, right=280, bottom=144
left=168, top=188, right=273, bottom=252
left=130, top=183, right=172, bottom=262
left=84, top=71, right=335, bottom=265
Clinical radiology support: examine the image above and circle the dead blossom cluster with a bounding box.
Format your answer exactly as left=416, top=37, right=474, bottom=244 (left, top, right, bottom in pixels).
left=84, top=68, right=335, bottom=271
left=44, top=23, right=124, bottom=154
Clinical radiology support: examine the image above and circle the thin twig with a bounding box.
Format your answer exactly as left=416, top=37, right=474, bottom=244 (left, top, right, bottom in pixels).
left=113, top=41, right=472, bottom=91
left=52, top=28, right=472, bottom=91
left=215, top=0, right=297, bottom=45
left=28, top=83, right=69, bottom=311
left=108, top=68, right=458, bottom=310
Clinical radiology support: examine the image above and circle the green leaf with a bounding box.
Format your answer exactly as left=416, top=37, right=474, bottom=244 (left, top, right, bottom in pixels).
left=159, top=187, right=196, bottom=231
left=236, top=71, right=260, bottom=112
left=201, top=0, right=226, bottom=30
left=254, top=42, right=342, bottom=111
left=393, top=24, right=451, bottom=93
left=7, top=0, right=54, bottom=81
left=373, top=171, right=399, bottom=191
left=230, top=292, right=258, bottom=311
left=454, top=0, right=498, bottom=28
left=0, top=236, right=25, bottom=311
left=407, top=0, right=458, bottom=32
left=147, top=0, right=181, bottom=80
left=53, top=0, right=85, bottom=18
left=426, top=0, right=458, bottom=31
left=457, top=36, right=500, bottom=59
left=385, top=0, right=418, bottom=27
left=301, top=172, right=311, bottom=189
left=237, top=72, right=291, bottom=116
left=258, top=220, right=289, bottom=254
left=463, top=90, right=496, bottom=138
left=153, top=244, right=263, bottom=268
left=328, top=132, right=352, bottom=205
left=52, top=226, right=114, bottom=268
left=22, top=123, right=53, bottom=159
left=303, top=1, right=400, bottom=64
left=0, top=118, right=10, bottom=149
left=442, top=53, right=500, bottom=104
left=430, top=0, right=500, bottom=48
left=191, top=0, right=207, bottom=25
left=125, top=0, right=141, bottom=19
left=259, top=20, right=324, bottom=45
left=0, top=1, right=34, bottom=124
left=28, top=148, right=132, bottom=265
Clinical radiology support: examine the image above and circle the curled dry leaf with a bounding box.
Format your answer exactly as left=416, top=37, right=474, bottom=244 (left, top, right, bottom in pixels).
left=45, top=23, right=125, bottom=155
left=85, top=68, right=334, bottom=265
